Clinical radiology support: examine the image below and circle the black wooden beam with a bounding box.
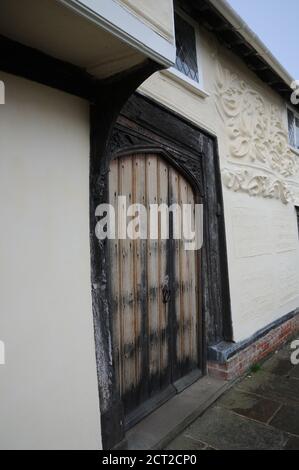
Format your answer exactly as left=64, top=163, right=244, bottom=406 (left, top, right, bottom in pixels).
left=0, top=34, right=96, bottom=100
left=247, top=64, right=269, bottom=72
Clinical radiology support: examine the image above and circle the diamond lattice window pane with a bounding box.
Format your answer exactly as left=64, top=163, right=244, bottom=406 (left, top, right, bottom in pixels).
left=288, top=109, right=295, bottom=147
left=174, top=13, right=199, bottom=83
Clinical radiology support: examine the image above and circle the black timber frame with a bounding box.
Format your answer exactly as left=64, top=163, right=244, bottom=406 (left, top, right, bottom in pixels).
left=0, top=34, right=232, bottom=449
left=95, top=93, right=233, bottom=448
left=0, top=34, right=96, bottom=100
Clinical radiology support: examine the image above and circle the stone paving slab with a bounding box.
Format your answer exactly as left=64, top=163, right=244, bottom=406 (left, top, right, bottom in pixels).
left=166, top=435, right=208, bottom=450
left=269, top=404, right=299, bottom=435
left=183, top=406, right=288, bottom=450
left=289, top=365, right=299, bottom=379
left=237, top=371, right=299, bottom=406
left=284, top=436, right=299, bottom=450
left=217, top=388, right=281, bottom=423
left=260, top=356, right=294, bottom=377
left=166, top=340, right=299, bottom=450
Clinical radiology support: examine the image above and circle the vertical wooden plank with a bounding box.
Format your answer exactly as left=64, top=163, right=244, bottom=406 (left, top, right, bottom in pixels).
left=132, top=154, right=148, bottom=405
left=146, top=155, right=160, bottom=395
left=188, top=187, right=199, bottom=366
left=157, top=158, right=169, bottom=388
left=179, top=175, right=190, bottom=372
left=169, top=169, right=199, bottom=380
left=169, top=167, right=181, bottom=379
left=109, top=159, right=122, bottom=396
left=119, top=156, right=136, bottom=409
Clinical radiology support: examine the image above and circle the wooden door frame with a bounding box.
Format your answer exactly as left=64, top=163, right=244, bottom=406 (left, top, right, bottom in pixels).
left=91, top=92, right=232, bottom=449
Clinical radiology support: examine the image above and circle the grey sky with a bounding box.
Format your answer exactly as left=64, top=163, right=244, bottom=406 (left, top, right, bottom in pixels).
left=227, top=0, right=298, bottom=79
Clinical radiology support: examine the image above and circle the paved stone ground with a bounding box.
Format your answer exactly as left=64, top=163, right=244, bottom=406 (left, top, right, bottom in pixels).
left=166, top=340, right=299, bottom=450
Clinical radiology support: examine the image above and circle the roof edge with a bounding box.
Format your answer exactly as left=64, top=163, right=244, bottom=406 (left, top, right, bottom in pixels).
left=208, top=0, right=294, bottom=87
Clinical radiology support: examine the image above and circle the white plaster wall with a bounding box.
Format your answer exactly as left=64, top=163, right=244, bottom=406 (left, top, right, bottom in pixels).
left=115, top=0, right=175, bottom=43
left=0, top=73, right=101, bottom=449
left=139, top=28, right=299, bottom=342
left=224, top=192, right=299, bottom=340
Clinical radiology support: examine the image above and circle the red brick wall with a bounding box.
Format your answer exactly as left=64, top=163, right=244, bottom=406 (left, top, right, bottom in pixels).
left=208, top=314, right=299, bottom=381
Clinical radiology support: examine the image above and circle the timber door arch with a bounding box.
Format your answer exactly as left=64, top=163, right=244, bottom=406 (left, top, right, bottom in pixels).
left=108, top=151, right=202, bottom=428
left=92, top=93, right=232, bottom=448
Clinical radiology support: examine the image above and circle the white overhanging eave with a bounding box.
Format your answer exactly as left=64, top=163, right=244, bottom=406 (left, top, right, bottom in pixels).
left=57, top=0, right=176, bottom=68
left=209, top=0, right=294, bottom=87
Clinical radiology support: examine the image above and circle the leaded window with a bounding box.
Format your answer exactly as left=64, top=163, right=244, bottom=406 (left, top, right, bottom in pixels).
left=174, top=13, right=199, bottom=83
left=288, top=108, right=299, bottom=150
left=295, top=206, right=299, bottom=237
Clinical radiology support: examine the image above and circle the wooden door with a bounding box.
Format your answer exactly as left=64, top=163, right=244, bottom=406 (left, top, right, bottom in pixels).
left=109, top=153, right=201, bottom=428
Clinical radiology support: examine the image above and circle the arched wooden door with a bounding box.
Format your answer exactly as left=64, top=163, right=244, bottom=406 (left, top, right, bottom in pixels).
left=108, top=153, right=201, bottom=428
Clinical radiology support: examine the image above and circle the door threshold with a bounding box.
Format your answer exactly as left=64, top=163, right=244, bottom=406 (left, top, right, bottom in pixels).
left=125, top=369, right=203, bottom=431
left=173, top=368, right=202, bottom=393
left=125, top=385, right=176, bottom=431
left=117, top=376, right=231, bottom=450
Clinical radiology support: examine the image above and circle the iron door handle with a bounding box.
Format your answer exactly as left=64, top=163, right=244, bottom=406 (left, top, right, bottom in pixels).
left=162, top=284, right=171, bottom=304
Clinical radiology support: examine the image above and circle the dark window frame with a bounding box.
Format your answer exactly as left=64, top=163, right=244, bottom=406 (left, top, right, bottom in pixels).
left=174, top=10, right=200, bottom=84
left=295, top=206, right=299, bottom=236
left=287, top=106, right=299, bottom=150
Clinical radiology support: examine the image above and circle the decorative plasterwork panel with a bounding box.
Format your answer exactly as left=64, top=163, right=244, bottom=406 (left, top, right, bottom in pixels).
left=222, top=168, right=293, bottom=205
left=215, top=62, right=298, bottom=203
